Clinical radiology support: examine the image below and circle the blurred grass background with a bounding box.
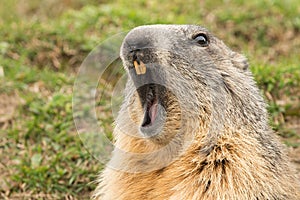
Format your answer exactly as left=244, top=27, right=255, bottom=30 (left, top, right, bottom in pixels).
left=0, top=0, right=299, bottom=199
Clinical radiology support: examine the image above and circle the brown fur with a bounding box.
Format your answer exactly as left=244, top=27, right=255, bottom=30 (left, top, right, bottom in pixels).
left=93, top=25, right=300, bottom=200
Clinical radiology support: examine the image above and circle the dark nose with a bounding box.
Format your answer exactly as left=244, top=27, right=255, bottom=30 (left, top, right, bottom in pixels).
left=126, top=44, right=149, bottom=64
left=126, top=38, right=150, bottom=53
left=125, top=30, right=150, bottom=50
left=123, top=33, right=152, bottom=63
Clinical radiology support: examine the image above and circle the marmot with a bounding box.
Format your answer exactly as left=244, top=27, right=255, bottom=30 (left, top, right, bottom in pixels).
left=93, top=25, right=300, bottom=200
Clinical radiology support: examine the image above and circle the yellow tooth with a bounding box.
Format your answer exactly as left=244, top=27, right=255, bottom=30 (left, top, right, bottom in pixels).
left=133, top=60, right=146, bottom=75
left=140, top=61, right=146, bottom=74
left=133, top=60, right=141, bottom=74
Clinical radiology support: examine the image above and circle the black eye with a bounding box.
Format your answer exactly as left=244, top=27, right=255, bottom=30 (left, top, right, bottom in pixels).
left=193, top=33, right=209, bottom=47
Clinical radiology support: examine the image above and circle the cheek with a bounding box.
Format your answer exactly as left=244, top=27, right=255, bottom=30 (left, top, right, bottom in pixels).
left=155, top=94, right=182, bottom=142
left=127, top=92, right=144, bottom=124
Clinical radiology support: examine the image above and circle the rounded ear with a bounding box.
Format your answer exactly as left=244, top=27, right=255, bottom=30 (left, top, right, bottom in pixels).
left=230, top=52, right=249, bottom=70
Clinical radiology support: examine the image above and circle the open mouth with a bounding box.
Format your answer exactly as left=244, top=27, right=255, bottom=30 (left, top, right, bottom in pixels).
left=137, top=84, right=166, bottom=137
left=128, top=57, right=167, bottom=137
left=141, top=85, right=158, bottom=127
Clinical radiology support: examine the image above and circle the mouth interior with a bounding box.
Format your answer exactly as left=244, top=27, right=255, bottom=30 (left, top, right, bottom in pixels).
left=141, top=87, right=159, bottom=127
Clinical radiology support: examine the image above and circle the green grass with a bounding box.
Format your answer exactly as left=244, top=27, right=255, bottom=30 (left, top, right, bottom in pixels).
left=1, top=0, right=300, bottom=199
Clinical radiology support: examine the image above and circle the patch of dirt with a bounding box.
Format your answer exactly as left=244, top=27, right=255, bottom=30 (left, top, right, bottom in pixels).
left=0, top=92, right=23, bottom=129
left=0, top=92, right=24, bottom=196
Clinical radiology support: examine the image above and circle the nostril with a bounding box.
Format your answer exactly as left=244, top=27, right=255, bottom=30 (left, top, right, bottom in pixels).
left=125, top=36, right=150, bottom=52
left=123, top=40, right=153, bottom=66
left=131, top=45, right=141, bottom=52
left=132, top=52, right=138, bottom=62
left=130, top=50, right=144, bottom=64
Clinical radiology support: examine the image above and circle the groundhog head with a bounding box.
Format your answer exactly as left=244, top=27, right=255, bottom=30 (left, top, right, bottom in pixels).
left=118, top=25, right=261, bottom=148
